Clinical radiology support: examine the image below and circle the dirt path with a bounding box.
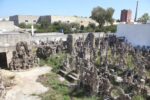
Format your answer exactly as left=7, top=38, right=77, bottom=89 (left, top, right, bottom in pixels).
left=3, top=66, right=51, bottom=100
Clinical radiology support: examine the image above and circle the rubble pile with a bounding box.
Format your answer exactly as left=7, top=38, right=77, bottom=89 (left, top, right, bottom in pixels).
left=0, top=72, right=15, bottom=99
left=0, top=75, right=6, bottom=99
left=9, top=41, right=38, bottom=70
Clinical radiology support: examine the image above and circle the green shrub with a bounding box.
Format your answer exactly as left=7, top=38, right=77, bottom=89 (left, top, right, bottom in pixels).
left=132, top=95, right=145, bottom=100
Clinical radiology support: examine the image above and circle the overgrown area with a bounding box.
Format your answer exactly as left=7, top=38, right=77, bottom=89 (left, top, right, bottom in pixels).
left=38, top=53, right=103, bottom=100
left=35, top=33, right=150, bottom=100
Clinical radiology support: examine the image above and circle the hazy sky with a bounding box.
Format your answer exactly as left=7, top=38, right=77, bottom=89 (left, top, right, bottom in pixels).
left=0, top=0, right=150, bottom=19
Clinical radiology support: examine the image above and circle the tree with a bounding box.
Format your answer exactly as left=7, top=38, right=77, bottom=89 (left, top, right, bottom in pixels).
left=138, top=13, right=150, bottom=24
left=91, top=7, right=106, bottom=28
left=40, top=21, right=50, bottom=29
left=105, top=8, right=115, bottom=25
left=19, top=23, right=26, bottom=28
left=91, top=6, right=115, bottom=28
left=87, top=23, right=96, bottom=32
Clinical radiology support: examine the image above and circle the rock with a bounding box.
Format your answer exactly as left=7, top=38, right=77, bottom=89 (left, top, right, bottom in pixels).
left=115, top=76, right=123, bottom=83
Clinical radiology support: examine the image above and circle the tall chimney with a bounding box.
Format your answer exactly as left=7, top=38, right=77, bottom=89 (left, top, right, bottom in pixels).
left=134, top=0, right=139, bottom=22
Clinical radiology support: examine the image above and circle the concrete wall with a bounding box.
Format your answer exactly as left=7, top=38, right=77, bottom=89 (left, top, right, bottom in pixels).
left=117, top=24, right=150, bottom=46
left=32, top=32, right=105, bottom=44
left=0, top=33, right=31, bottom=48
left=0, top=21, right=18, bottom=32
left=34, top=32, right=64, bottom=36
left=0, top=32, right=31, bottom=67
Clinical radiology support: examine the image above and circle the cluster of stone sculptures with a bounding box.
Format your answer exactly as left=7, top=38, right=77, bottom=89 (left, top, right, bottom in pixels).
left=9, top=41, right=38, bottom=70
left=36, top=39, right=65, bottom=59
left=36, top=33, right=150, bottom=100
left=9, top=33, right=149, bottom=99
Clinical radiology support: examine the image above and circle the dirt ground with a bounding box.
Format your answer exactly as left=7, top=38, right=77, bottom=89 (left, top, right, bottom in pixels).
left=1, top=66, right=51, bottom=100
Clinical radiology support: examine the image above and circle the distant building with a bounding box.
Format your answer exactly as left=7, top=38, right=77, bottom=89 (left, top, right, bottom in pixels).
left=9, top=15, right=98, bottom=27
left=120, top=9, right=132, bottom=23
left=50, top=16, right=99, bottom=27
left=39, top=15, right=51, bottom=24
left=9, top=15, right=40, bottom=26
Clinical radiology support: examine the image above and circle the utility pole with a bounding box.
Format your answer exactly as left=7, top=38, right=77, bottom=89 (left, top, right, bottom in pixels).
left=134, top=0, right=139, bottom=22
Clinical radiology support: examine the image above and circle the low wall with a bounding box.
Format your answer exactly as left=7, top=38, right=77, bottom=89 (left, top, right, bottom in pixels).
left=32, top=32, right=106, bottom=43
left=0, top=32, right=31, bottom=47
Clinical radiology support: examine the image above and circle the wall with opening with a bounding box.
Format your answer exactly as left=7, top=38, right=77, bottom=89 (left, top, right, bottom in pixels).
left=0, top=52, right=8, bottom=69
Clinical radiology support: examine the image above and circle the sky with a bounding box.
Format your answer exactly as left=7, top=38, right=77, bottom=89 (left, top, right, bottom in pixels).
left=0, top=0, right=150, bottom=20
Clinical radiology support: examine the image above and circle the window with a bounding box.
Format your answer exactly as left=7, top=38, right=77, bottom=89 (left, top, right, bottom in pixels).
left=25, top=20, right=28, bottom=22
left=58, top=20, right=61, bottom=23
left=33, top=20, right=36, bottom=23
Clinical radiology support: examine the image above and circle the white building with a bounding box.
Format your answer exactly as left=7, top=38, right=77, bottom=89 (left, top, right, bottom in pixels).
left=117, top=24, right=150, bottom=46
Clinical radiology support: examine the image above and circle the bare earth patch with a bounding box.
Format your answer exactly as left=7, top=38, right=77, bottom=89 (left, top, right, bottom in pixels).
left=1, top=66, right=51, bottom=100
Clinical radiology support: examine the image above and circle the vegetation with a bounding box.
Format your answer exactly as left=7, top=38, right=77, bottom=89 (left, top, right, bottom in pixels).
left=39, top=53, right=103, bottom=100
left=18, top=7, right=117, bottom=33
left=35, top=21, right=80, bottom=34
left=39, top=53, right=66, bottom=73
left=91, top=6, right=114, bottom=28
left=19, top=23, right=32, bottom=28
left=138, top=13, right=150, bottom=24
left=132, top=95, right=145, bottom=100
left=38, top=72, right=70, bottom=100
left=35, top=21, right=117, bottom=34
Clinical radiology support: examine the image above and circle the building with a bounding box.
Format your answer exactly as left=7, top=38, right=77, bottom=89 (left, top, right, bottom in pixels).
left=39, top=15, right=51, bottom=24
left=117, top=24, right=150, bottom=46
left=120, top=9, right=132, bottom=23
left=9, top=15, right=40, bottom=26
left=9, top=15, right=98, bottom=27
left=50, top=16, right=98, bottom=27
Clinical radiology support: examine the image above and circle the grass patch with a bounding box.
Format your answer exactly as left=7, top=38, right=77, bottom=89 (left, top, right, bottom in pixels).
left=39, top=53, right=103, bottom=100
left=38, top=72, right=70, bottom=100
left=126, top=54, right=134, bottom=69
left=39, top=53, right=67, bottom=72
left=132, top=95, right=145, bottom=100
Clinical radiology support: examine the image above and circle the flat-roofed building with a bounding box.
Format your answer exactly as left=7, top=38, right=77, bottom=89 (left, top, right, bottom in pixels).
left=9, top=15, right=40, bottom=26
left=9, top=15, right=99, bottom=27
left=50, top=15, right=98, bottom=27
left=120, top=9, right=132, bottom=23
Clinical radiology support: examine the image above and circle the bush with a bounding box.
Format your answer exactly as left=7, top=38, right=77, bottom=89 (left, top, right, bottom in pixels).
left=39, top=53, right=66, bottom=72
left=132, top=95, right=145, bottom=100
